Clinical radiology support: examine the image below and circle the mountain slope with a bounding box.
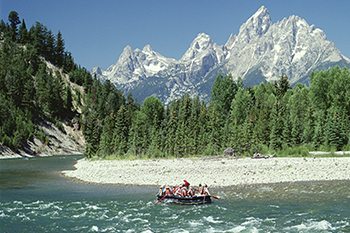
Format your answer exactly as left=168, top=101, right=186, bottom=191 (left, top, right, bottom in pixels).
left=0, top=59, right=85, bottom=159
left=92, top=6, right=350, bottom=103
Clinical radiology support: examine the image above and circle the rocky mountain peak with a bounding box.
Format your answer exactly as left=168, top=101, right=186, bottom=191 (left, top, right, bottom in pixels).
left=181, top=33, right=213, bottom=61
left=92, top=6, right=350, bottom=104
left=120, top=45, right=133, bottom=57
left=238, top=6, right=271, bottom=41
left=225, top=34, right=236, bottom=50
left=142, top=44, right=153, bottom=53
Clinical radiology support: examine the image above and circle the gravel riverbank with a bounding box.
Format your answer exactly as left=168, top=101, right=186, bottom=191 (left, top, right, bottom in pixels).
left=63, top=157, right=350, bottom=187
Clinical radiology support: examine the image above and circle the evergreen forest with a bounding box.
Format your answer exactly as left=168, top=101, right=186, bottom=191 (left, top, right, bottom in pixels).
left=1, top=12, right=350, bottom=158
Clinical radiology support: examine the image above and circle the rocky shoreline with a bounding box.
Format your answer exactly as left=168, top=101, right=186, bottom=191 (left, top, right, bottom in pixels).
left=0, top=121, right=84, bottom=159
left=63, top=157, right=350, bottom=187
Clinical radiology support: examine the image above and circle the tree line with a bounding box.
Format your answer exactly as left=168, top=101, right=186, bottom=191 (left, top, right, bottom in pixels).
left=85, top=68, right=350, bottom=158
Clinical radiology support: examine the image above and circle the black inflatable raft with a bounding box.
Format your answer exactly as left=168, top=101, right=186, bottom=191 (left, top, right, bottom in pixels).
left=157, top=195, right=212, bottom=205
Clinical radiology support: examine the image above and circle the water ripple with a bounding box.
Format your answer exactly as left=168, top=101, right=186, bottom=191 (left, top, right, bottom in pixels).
left=1, top=192, right=350, bottom=233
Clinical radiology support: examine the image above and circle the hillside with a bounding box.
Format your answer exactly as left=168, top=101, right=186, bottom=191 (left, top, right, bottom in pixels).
left=0, top=59, right=86, bottom=159
left=0, top=13, right=87, bottom=158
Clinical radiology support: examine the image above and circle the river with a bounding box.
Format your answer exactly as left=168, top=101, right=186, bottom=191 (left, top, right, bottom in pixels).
left=0, top=155, right=349, bottom=232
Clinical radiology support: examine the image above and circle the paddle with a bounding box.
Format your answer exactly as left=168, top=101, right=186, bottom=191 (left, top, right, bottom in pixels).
left=211, top=195, right=221, bottom=200
left=155, top=195, right=166, bottom=204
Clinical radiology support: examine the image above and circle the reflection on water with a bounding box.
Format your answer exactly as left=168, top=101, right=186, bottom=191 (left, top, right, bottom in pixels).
left=0, top=156, right=350, bottom=232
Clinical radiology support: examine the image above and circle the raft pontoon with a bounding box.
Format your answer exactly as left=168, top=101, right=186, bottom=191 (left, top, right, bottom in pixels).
left=157, top=195, right=212, bottom=205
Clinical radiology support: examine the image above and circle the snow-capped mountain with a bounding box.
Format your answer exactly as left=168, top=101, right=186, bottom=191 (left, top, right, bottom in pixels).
left=92, top=6, right=350, bottom=104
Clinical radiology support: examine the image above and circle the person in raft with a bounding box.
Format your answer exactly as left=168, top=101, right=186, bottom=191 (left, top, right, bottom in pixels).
left=181, top=180, right=190, bottom=196
left=159, top=185, right=174, bottom=197
left=203, top=184, right=210, bottom=196
left=164, top=186, right=173, bottom=196
left=160, top=180, right=210, bottom=197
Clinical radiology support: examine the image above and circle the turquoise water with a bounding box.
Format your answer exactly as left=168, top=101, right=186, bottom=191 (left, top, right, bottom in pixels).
left=1, top=156, right=350, bottom=232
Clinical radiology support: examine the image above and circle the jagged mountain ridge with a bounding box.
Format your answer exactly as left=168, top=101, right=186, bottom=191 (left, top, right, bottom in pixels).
left=92, top=6, right=350, bottom=104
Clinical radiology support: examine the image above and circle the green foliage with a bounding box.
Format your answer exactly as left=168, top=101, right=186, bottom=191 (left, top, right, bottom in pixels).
left=277, top=145, right=310, bottom=157
left=18, top=19, right=29, bottom=44
left=0, top=12, right=86, bottom=151
left=35, top=129, right=48, bottom=145
left=211, top=74, right=240, bottom=115
left=129, top=111, right=149, bottom=156
left=65, top=85, right=73, bottom=111
left=54, top=31, right=65, bottom=67
left=69, top=67, right=92, bottom=87
left=111, top=105, right=130, bottom=156
left=54, top=121, right=65, bottom=133
left=98, top=114, right=115, bottom=156
left=141, top=96, right=164, bottom=127
left=35, top=64, right=65, bottom=117
left=8, top=11, right=20, bottom=41
left=85, top=68, right=350, bottom=159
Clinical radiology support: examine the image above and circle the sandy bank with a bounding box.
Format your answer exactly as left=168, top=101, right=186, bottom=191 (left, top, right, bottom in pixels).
left=63, top=157, right=350, bottom=187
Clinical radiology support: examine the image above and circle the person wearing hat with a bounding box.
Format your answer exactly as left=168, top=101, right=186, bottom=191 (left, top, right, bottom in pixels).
left=183, top=180, right=190, bottom=187
left=180, top=180, right=190, bottom=196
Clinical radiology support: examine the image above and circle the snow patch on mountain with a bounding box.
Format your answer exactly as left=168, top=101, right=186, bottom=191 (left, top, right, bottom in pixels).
left=92, top=5, right=350, bottom=103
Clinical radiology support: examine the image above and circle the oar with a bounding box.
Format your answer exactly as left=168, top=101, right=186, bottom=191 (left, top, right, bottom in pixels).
left=211, top=195, right=221, bottom=200
left=155, top=195, right=166, bottom=204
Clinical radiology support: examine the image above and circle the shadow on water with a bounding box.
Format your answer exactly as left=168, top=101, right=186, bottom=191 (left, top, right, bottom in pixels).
left=0, top=155, right=157, bottom=202
left=0, top=155, right=78, bottom=188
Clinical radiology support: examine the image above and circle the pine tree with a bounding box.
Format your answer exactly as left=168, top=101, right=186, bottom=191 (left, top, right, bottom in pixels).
left=98, top=114, right=115, bottom=156
left=310, top=71, right=332, bottom=110
left=164, top=103, right=178, bottom=156
left=281, top=91, right=292, bottom=147
left=177, top=94, right=192, bottom=155
left=229, top=87, right=253, bottom=148
left=206, top=103, right=222, bottom=155
left=18, top=19, right=29, bottom=44
left=65, top=85, right=73, bottom=112
left=45, top=30, right=55, bottom=62
left=141, top=96, right=164, bottom=128
left=211, top=74, right=240, bottom=116
left=4, top=57, right=26, bottom=107
left=289, top=85, right=310, bottom=145
left=55, top=31, right=65, bottom=67
left=325, top=107, right=348, bottom=150
left=129, top=111, right=149, bottom=156
left=0, top=20, right=7, bottom=40
left=112, top=105, right=130, bottom=156
left=29, top=22, right=48, bottom=56
left=8, top=11, right=20, bottom=41
left=83, top=111, right=101, bottom=157
left=48, top=73, right=65, bottom=117
left=250, top=84, right=275, bottom=145
left=63, top=52, right=75, bottom=73
left=274, top=74, right=290, bottom=98
left=269, top=98, right=283, bottom=150
left=35, top=64, right=50, bottom=113
left=188, top=97, right=201, bottom=154
left=147, top=126, right=162, bottom=157
left=312, top=110, right=326, bottom=148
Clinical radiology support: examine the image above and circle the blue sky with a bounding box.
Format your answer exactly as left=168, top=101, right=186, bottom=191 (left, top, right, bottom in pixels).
left=1, top=0, right=350, bottom=70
